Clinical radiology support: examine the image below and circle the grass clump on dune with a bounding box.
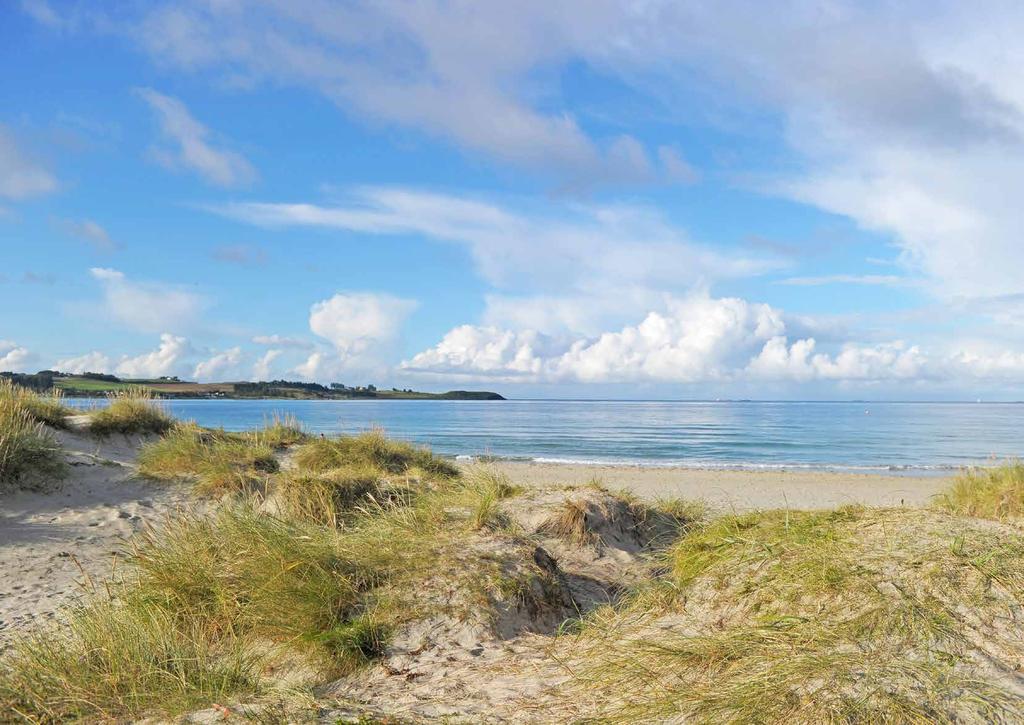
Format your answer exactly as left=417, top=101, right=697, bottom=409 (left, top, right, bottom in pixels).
left=276, top=430, right=461, bottom=525
left=566, top=506, right=1024, bottom=722
left=256, top=413, right=308, bottom=448
left=0, top=463, right=545, bottom=721
left=0, top=507, right=343, bottom=721
left=936, top=462, right=1024, bottom=522
left=0, top=379, right=71, bottom=429
left=0, top=394, right=66, bottom=488
left=88, top=386, right=175, bottom=436
left=294, top=429, right=459, bottom=479
left=276, top=466, right=391, bottom=528
left=0, top=596, right=256, bottom=722
left=138, top=422, right=279, bottom=495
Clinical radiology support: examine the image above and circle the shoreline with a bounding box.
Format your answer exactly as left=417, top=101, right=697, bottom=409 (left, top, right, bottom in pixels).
left=486, top=460, right=953, bottom=512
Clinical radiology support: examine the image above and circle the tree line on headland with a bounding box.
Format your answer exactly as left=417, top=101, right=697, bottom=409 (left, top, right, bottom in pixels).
left=0, top=370, right=504, bottom=401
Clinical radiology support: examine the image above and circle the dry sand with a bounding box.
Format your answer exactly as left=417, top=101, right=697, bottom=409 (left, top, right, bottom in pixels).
left=488, top=460, right=952, bottom=512
left=0, top=427, right=194, bottom=651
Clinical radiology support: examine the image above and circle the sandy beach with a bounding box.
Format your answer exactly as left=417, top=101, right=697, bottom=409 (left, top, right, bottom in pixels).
left=0, top=437, right=948, bottom=650
left=490, top=461, right=952, bottom=512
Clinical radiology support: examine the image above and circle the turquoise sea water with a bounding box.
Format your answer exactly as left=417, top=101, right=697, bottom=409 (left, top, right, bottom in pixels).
left=68, top=399, right=1024, bottom=474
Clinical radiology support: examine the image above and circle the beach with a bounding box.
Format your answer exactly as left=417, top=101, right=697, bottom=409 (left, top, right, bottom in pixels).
left=1, top=389, right=1021, bottom=721
left=490, top=461, right=952, bottom=511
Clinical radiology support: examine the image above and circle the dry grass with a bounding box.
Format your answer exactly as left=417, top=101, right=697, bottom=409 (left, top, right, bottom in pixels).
left=0, top=394, right=66, bottom=489
left=539, top=498, right=597, bottom=546
left=563, top=506, right=1024, bottom=722
left=0, top=379, right=70, bottom=429
left=137, top=422, right=279, bottom=495
left=276, top=466, right=393, bottom=527
left=936, top=462, right=1024, bottom=522
left=275, top=430, right=462, bottom=526
left=256, top=413, right=308, bottom=448
left=0, top=507, right=344, bottom=721
left=88, top=386, right=175, bottom=436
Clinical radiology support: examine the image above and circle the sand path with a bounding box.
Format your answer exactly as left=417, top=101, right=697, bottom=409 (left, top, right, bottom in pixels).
left=0, top=428, right=192, bottom=651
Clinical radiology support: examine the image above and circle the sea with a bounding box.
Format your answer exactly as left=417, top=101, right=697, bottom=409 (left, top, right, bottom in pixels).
left=65, top=398, right=1024, bottom=475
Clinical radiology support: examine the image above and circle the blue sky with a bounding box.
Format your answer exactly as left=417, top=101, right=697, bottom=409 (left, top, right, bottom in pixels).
left=2, top=1, right=1024, bottom=399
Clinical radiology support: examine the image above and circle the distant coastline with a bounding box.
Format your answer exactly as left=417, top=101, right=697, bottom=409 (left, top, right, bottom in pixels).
left=0, top=371, right=505, bottom=401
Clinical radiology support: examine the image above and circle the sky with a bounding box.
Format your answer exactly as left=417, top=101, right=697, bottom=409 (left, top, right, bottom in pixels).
left=3, top=0, right=1024, bottom=400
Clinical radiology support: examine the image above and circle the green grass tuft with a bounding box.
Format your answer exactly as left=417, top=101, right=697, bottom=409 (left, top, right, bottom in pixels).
left=0, top=396, right=66, bottom=489
left=565, top=506, right=1024, bottom=722
left=88, top=386, right=175, bottom=436
left=294, top=429, right=459, bottom=480
left=0, top=596, right=258, bottom=722
left=276, top=466, right=393, bottom=527
left=255, top=413, right=308, bottom=448
left=138, top=422, right=279, bottom=495
left=0, top=379, right=71, bottom=429
left=935, top=462, right=1024, bottom=521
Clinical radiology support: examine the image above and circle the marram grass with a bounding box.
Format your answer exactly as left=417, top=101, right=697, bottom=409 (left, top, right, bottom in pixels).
left=935, top=461, right=1024, bottom=521
left=561, top=505, right=1024, bottom=723
left=88, top=386, right=175, bottom=436
left=137, top=422, right=279, bottom=495
left=0, top=382, right=66, bottom=488
left=0, top=463, right=553, bottom=722
left=0, top=379, right=70, bottom=429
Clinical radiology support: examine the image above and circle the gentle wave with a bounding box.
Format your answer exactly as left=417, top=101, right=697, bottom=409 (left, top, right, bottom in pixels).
left=465, top=455, right=963, bottom=475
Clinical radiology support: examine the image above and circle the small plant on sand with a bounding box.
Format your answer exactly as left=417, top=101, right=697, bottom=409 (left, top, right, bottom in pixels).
left=936, top=462, right=1024, bottom=521
left=0, top=395, right=66, bottom=488
left=88, top=386, right=174, bottom=436
left=0, top=379, right=70, bottom=429
left=460, top=465, right=519, bottom=530
left=138, top=422, right=279, bottom=495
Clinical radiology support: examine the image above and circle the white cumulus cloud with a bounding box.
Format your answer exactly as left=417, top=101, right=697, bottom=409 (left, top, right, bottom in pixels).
left=292, top=292, right=418, bottom=381
left=192, top=346, right=243, bottom=381
left=54, top=351, right=113, bottom=375
left=252, top=349, right=283, bottom=380
left=0, top=341, right=33, bottom=372
left=116, top=334, right=192, bottom=378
